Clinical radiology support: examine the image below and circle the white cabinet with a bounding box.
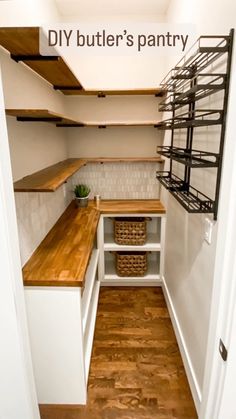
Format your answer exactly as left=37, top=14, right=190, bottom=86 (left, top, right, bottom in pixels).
left=98, top=214, right=166, bottom=286
left=24, top=248, right=99, bottom=405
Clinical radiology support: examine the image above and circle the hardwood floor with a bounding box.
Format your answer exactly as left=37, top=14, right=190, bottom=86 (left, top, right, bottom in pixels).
left=40, top=287, right=197, bottom=419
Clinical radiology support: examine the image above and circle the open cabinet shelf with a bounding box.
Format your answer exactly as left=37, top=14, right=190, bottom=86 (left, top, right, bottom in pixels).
left=104, top=233, right=161, bottom=251
left=104, top=259, right=161, bottom=283
left=156, top=29, right=234, bottom=219
left=99, top=215, right=165, bottom=286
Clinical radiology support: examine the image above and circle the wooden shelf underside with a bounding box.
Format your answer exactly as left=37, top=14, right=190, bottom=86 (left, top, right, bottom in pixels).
left=0, top=27, right=82, bottom=92
left=6, top=109, right=161, bottom=127
left=14, top=157, right=164, bottom=192
left=59, top=88, right=166, bottom=96
left=13, top=159, right=86, bottom=192
left=6, top=109, right=81, bottom=126
left=0, top=27, right=165, bottom=96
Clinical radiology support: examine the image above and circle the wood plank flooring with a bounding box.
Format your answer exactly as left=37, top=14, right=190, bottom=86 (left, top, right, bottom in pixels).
left=40, top=287, right=197, bottom=419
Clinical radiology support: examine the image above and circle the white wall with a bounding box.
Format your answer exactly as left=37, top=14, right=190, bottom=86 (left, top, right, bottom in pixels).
left=0, top=0, right=60, bottom=26
left=57, top=10, right=167, bottom=89
left=162, top=0, right=236, bottom=411
left=68, top=127, right=162, bottom=157
left=0, top=45, right=67, bottom=180
left=65, top=94, right=164, bottom=202
left=7, top=118, right=67, bottom=181
left=65, top=95, right=164, bottom=157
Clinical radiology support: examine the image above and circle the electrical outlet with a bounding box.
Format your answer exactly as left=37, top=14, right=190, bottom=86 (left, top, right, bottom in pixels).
left=204, top=218, right=213, bottom=245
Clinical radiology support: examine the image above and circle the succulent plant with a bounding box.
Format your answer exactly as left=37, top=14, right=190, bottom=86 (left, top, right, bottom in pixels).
left=74, top=184, right=90, bottom=198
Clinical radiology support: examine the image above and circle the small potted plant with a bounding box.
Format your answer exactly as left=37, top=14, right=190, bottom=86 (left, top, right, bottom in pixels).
left=74, top=184, right=91, bottom=208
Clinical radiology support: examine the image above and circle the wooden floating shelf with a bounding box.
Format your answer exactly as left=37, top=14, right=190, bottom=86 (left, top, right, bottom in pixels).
left=6, top=109, right=161, bottom=128
left=58, top=122, right=161, bottom=128
left=0, top=27, right=82, bottom=93
left=6, top=109, right=82, bottom=126
left=84, top=157, right=164, bottom=163
left=0, top=27, right=165, bottom=97
left=13, top=158, right=86, bottom=192
left=57, top=88, right=166, bottom=97
left=14, top=157, right=164, bottom=192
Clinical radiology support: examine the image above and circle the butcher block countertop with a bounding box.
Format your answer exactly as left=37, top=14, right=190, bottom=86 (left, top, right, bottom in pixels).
left=23, top=199, right=166, bottom=287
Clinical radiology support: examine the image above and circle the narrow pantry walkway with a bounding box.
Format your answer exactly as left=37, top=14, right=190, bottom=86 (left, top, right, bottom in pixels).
left=40, top=287, right=197, bottom=419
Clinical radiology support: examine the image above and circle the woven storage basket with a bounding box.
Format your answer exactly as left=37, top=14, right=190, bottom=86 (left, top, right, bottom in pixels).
left=114, top=217, right=147, bottom=245
left=116, top=251, right=147, bottom=277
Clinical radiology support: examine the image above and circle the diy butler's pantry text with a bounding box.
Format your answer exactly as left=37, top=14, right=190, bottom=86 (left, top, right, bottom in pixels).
left=46, top=28, right=189, bottom=52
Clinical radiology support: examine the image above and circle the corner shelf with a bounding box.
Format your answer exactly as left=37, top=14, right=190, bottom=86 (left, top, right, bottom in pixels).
left=156, top=29, right=234, bottom=220
left=13, top=157, right=164, bottom=192
left=6, top=109, right=161, bottom=128
left=0, top=27, right=165, bottom=97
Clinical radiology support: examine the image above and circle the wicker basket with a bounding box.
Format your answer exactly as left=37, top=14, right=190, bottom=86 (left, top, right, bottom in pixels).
left=115, top=251, right=147, bottom=277
left=114, top=217, right=147, bottom=245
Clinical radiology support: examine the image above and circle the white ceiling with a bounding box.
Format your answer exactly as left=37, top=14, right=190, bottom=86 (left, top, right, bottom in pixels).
left=55, top=0, right=171, bottom=18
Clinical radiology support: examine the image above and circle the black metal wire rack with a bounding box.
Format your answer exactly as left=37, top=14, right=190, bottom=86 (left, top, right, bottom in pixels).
left=156, top=29, right=234, bottom=219
left=157, top=146, right=219, bottom=168
left=156, top=171, right=214, bottom=213
left=157, top=109, right=223, bottom=130
left=159, top=73, right=226, bottom=112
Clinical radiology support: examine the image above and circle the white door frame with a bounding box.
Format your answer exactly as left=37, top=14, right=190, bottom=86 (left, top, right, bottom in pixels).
left=0, top=66, right=40, bottom=419
left=200, top=31, right=236, bottom=419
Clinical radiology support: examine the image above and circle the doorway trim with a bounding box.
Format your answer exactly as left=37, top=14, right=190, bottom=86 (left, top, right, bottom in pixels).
left=0, top=65, right=40, bottom=419
left=200, top=33, right=236, bottom=419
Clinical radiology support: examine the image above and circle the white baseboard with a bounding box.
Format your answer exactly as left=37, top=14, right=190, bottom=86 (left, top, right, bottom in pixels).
left=162, top=276, right=202, bottom=414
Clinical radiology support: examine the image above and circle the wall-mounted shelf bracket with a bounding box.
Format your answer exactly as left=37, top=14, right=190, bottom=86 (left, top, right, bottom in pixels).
left=11, top=54, right=59, bottom=63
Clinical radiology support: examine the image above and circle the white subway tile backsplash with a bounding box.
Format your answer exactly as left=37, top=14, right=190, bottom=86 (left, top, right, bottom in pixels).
left=15, top=184, right=72, bottom=267
left=72, top=162, right=160, bottom=200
